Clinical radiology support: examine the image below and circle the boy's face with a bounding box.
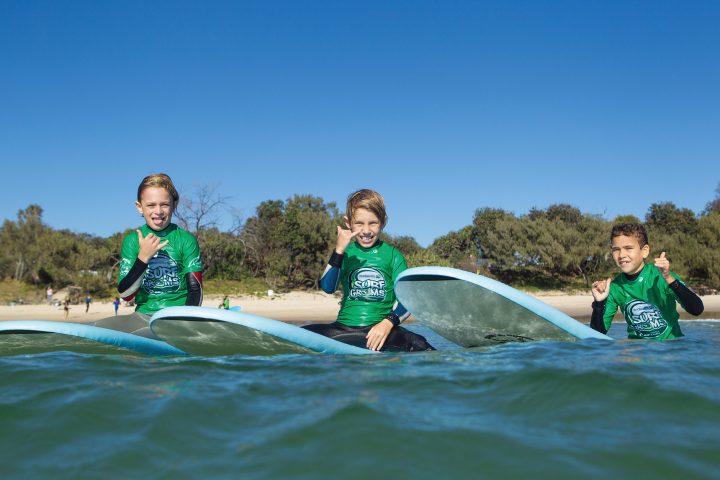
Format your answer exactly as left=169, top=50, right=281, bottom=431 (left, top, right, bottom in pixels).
left=610, top=234, right=649, bottom=275
left=136, top=187, right=174, bottom=231
left=349, top=207, right=382, bottom=248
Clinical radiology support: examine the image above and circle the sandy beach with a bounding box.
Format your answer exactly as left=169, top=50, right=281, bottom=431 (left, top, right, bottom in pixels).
left=1, top=291, right=719, bottom=325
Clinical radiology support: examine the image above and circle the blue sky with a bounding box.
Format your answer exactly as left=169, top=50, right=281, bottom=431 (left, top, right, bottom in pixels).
left=1, top=0, right=718, bottom=246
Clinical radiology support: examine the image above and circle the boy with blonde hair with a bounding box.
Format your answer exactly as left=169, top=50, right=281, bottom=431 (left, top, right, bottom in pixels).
left=96, top=173, right=203, bottom=334
left=304, top=189, right=434, bottom=351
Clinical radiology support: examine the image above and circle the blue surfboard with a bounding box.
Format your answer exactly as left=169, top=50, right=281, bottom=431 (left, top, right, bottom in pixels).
left=150, top=306, right=375, bottom=356
left=0, top=320, right=187, bottom=356
left=395, top=266, right=612, bottom=347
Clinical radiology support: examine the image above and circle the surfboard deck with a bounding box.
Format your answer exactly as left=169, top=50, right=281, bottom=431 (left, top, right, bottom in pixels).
left=395, top=266, right=612, bottom=347
left=0, top=321, right=187, bottom=356
left=150, top=306, right=375, bottom=356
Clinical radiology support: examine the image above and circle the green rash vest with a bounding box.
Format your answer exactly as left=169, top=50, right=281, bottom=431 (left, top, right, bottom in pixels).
left=336, top=240, right=407, bottom=327
left=603, top=263, right=685, bottom=339
left=118, top=223, right=203, bottom=314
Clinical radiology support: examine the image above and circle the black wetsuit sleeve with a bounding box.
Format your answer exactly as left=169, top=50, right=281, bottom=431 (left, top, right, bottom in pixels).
left=319, top=251, right=343, bottom=294
left=328, top=251, right=343, bottom=269
left=590, top=300, right=608, bottom=334
left=669, top=280, right=704, bottom=316
left=185, top=272, right=203, bottom=306
left=117, top=259, right=148, bottom=298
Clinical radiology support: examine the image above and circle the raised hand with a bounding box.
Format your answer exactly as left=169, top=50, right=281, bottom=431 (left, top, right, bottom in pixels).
left=334, top=221, right=358, bottom=254
left=654, top=251, right=673, bottom=283
left=591, top=278, right=612, bottom=302
left=137, top=229, right=169, bottom=263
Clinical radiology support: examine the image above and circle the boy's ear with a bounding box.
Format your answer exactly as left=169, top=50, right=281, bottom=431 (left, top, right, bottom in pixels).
left=135, top=201, right=143, bottom=215
left=343, top=215, right=350, bottom=229
left=641, top=243, right=650, bottom=259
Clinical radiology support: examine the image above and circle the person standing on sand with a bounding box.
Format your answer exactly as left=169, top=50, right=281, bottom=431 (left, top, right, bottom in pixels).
left=85, top=294, right=92, bottom=313
left=63, top=299, right=70, bottom=320
left=46, top=286, right=53, bottom=305
left=94, top=173, right=203, bottom=336
left=113, top=297, right=120, bottom=316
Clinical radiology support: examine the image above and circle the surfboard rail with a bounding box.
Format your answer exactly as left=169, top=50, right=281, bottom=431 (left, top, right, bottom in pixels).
left=395, top=266, right=612, bottom=346
left=0, top=320, right=187, bottom=356
left=150, top=306, right=376, bottom=355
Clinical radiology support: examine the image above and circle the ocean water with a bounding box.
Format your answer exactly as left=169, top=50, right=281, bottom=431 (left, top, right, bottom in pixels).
left=1, top=321, right=719, bottom=479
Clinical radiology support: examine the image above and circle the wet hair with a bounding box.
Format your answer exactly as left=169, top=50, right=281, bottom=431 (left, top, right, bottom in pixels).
left=346, top=189, right=388, bottom=229
left=610, top=222, right=648, bottom=247
left=137, top=173, right=180, bottom=207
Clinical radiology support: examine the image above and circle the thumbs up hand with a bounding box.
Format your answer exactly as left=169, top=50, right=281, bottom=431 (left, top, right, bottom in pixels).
left=654, top=251, right=673, bottom=284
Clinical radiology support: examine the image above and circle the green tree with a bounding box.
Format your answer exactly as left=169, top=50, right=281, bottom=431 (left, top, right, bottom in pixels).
left=382, top=234, right=422, bottom=257
left=241, top=195, right=339, bottom=289
left=703, top=182, right=720, bottom=215
left=4, top=205, right=53, bottom=283
left=694, top=214, right=720, bottom=286
left=406, top=249, right=452, bottom=268
left=429, top=226, right=477, bottom=266
left=281, top=195, right=339, bottom=289
left=198, top=228, right=248, bottom=280
left=645, top=202, right=698, bottom=235
left=242, top=200, right=285, bottom=278
left=612, top=214, right=641, bottom=224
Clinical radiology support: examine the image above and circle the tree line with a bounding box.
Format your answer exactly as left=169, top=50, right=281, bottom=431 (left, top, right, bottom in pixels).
left=1, top=184, right=718, bottom=301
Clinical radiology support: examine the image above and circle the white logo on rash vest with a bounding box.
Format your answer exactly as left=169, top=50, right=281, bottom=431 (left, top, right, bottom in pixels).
left=143, top=251, right=181, bottom=294
left=349, top=267, right=386, bottom=302
left=623, top=300, right=669, bottom=338
left=119, top=258, right=133, bottom=278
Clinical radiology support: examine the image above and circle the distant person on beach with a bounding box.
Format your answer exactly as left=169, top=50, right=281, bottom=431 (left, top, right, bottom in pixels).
left=46, top=286, right=53, bottom=304
left=590, top=223, right=704, bottom=339
left=63, top=299, right=70, bottom=320
left=302, top=189, right=434, bottom=352
left=85, top=294, right=91, bottom=313
left=95, top=173, right=203, bottom=336
left=223, top=295, right=230, bottom=309
left=113, top=297, right=120, bottom=316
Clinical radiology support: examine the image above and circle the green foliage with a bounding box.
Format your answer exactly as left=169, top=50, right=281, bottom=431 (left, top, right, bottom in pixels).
left=196, top=228, right=248, bottom=280
left=382, top=234, right=422, bottom=257
left=614, top=214, right=642, bottom=224
left=241, top=195, right=339, bottom=290
left=429, top=226, right=477, bottom=266
left=648, top=212, right=720, bottom=288
left=203, top=277, right=270, bottom=296
left=2, top=185, right=719, bottom=303
left=0, top=279, right=42, bottom=304
left=282, top=195, right=340, bottom=288
left=703, top=182, right=720, bottom=215
left=646, top=202, right=698, bottom=235
left=467, top=205, right=614, bottom=287
left=0, top=207, right=119, bottom=294
left=405, top=249, right=452, bottom=268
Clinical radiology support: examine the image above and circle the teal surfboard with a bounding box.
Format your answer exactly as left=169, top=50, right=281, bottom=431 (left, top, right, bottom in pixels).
left=395, top=266, right=612, bottom=347
left=150, top=306, right=375, bottom=356
left=0, top=321, right=186, bottom=356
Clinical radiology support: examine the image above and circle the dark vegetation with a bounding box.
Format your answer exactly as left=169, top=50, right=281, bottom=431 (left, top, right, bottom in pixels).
left=1, top=183, right=718, bottom=303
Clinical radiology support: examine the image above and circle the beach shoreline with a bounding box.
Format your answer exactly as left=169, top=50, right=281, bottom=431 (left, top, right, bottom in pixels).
left=1, top=291, right=719, bottom=325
